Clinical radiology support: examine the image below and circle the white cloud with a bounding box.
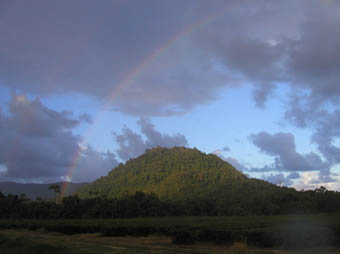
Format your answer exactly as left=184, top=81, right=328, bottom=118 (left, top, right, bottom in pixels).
left=293, top=171, right=340, bottom=191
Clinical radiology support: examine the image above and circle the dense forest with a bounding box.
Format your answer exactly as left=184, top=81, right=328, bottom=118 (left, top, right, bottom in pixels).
left=0, top=186, right=340, bottom=219
left=78, top=146, right=252, bottom=200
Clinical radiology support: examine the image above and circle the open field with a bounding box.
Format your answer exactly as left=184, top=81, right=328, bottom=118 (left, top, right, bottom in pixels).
left=1, top=214, right=340, bottom=251
left=1, top=229, right=340, bottom=254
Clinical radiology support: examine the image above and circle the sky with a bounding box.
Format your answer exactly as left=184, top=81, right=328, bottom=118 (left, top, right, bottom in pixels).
left=1, top=0, right=340, bottom=190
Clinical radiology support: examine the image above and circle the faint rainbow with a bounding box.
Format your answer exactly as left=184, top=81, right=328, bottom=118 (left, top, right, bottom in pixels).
left=61, top=6, right=231, bottom=197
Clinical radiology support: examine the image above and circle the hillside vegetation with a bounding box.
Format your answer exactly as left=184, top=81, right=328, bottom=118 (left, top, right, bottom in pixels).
left=2, top=147, right=340, bottom=218
left=76, top=147, right=340, bottom=216
left=78, top=146, right=249, bottom=200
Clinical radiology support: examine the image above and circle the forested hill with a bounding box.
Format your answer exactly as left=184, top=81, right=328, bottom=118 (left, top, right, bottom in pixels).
left=2, top=147, right=340, bottom=217
left=75, top=147, right=340, bottom=215
left=77, top=146, right=276, bottom=200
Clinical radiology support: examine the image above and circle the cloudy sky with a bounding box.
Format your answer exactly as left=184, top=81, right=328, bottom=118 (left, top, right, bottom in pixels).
left=1, top=0, right=340, bottom=190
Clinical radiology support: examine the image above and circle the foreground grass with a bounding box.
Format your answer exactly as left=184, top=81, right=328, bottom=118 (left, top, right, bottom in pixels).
left=1, top=214, right=340, bottom=249
left=1, top=229, right=340, bottom=254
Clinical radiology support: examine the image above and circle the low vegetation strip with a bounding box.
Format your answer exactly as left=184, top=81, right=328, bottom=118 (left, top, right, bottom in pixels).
left=1, top=214, right=340, bottom=249
left=0, top=232, right=65, bottom=254
left=5, top=230, right=330, bottom=254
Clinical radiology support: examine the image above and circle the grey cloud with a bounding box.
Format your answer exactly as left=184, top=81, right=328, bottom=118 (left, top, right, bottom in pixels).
left=201, top=0, right=340, bottom=111
left=78, top=114, right=93, bottom=124
left=7, top=93, right=79, bottom=138
left=284, top=92, right=317, bottom=128
left=70, top=146, right=118, bottom=183
left=114, top=118, right=188, bottom=161
left=221, top=37, right=285, bottom=81
left=283, top=2, right=340, bottom=164
left=212, top=150, right=248, bottom=172
left=261, top=173, right=293, bottom=186
left=284, top=94, right=340, bottom=183
left=0, top=0, right=317, bottom=115
left=287, top=172, right=300, bottom=179
left=253, top=83, right=276, bottom=108
left=1, top=0, right=339, bottom=113
left=224, top=157, right=248, bottom=172
left=310, top=110, right=340, bottom=178
left=250, top=131, right=329, bottom=173
left=0, top=94, right=117, bottom=182
left=114, top=126, right=146, bottom=162
left=2, top=0, right=340, bottom=174
left=287, top=1, right=340, bottom=103
left=138, top=118, right=188, bottom=148
left=0, top=0, right=234, bottom=116
left=213, top=148, right=308, bottom=187
left=222, top=146, right=230, bottom=152
left=247, top=165, right=279, bottom=173
left=285, top=95, right=340, bottom=178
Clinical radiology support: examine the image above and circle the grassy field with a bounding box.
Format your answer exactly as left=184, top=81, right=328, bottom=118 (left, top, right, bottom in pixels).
left=1, top=214, right=340, bottom=251
left=1, top=229, right=340, bottom=254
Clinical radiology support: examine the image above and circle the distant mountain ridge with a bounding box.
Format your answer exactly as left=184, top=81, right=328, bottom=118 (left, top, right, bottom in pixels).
left=0, top=182, right=87, bottom=200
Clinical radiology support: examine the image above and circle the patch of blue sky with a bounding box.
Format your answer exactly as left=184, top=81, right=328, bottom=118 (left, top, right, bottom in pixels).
left=0, top=81, right=319, bottom=170
left=40, top=93, right=138, bottom=153
left=82, top=111, right=139, bottom=153
left=0, top=164, right=7, bottom=173
left=153, top=83, right=316, bottom=169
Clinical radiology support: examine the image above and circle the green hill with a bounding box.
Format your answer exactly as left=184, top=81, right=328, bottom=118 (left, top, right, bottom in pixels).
left=77, top=147, right=280, bottom=203
left=2, top=147, right=338, bottom=217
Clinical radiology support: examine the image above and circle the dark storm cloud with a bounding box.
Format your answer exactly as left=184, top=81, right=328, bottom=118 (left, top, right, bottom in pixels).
left=287, top=1, right=340, bottom=103
left=250, top=132, right=329, bottom=173
left=114, top=118, right=188, bottom=161
left=0, top=0, right=235, bottom=116
left=0, top=94, right=117, bottom=182
left=1, top=0, right=340, bottom=113
left=0, top=0, right=306, bottom=115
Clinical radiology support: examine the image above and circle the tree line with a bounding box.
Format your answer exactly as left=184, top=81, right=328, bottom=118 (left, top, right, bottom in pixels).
left=1, top=185, right=340, bottom=219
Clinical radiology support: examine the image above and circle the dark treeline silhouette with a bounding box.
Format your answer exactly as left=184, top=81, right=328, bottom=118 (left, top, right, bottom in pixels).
left=1, top=186, right=340, bottom=219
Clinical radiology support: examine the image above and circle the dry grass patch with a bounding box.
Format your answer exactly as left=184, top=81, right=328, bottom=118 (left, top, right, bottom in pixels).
left=1, top=229, right=340, bottom=254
